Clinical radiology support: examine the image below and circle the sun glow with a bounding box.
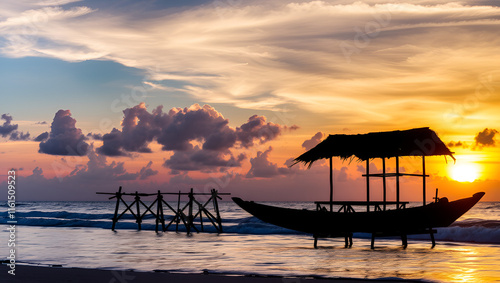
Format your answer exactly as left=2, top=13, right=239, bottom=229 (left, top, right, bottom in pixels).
left=450, top=163, right=479, bottom=182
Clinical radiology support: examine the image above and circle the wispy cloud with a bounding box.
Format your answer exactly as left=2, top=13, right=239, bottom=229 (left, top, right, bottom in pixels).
left=1, top=0, right=500, bottom=127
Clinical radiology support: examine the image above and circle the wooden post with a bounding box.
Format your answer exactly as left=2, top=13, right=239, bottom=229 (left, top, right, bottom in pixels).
left=158, top=191, right=165, bottom=232
left=111, top=186, right=122, bottom=231
left=213, top=189, right=223, bottom=233
left=422, top=156, right=426, bottom=206
left=396, top=156, right=400, bottom=209
left=135, top=191, right=142, bottom=231
left=366, top=159, right=370, bottom=212
left=329, top=157, right=333, bottom=212
left=176, top=191, right=181, bottom=232
left=382, top=158, right=386, bottom=211
left=187, top=188, right=194, bottom=234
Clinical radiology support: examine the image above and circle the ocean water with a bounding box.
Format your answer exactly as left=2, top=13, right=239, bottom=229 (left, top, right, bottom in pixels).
left=1, top=199, right=499, bottom=282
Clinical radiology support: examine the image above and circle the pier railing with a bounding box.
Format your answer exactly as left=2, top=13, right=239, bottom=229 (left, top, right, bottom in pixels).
left=96, top=187, right=230, bottom=234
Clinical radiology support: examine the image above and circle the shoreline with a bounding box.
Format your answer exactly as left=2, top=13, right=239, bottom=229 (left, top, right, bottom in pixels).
left=0, top=264, right=423, bottom=283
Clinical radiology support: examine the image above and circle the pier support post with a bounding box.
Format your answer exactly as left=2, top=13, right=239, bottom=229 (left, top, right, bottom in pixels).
left=371, top=233, right=375, bottom=249
left=213, top=189, right=223, bottom=233
left=430, top=230, right=436, bottom=248
left=135, top=191, right=142, bottom=231
left=401, top=234, right=408, bottom=249
left=111, top=186, right=122, bottom=231
left=396, top=156, right=400, bottom=209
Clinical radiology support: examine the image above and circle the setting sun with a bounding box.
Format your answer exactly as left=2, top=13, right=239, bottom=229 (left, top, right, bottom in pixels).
left=450, top=163, right=480, bottom=182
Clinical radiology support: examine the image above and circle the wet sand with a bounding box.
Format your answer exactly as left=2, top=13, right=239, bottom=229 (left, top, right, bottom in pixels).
left=0, top=264, right=416, bottom=282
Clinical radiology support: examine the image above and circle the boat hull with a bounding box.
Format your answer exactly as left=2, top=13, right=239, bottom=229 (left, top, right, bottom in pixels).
left=233, top=192, right=485, bottom=237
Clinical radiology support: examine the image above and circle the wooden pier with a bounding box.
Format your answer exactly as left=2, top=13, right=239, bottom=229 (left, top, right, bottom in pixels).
left=96, top=187, right=230, bottom=234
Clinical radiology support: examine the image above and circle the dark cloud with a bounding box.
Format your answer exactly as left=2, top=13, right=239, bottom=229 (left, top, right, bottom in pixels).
left=474, top=128, right=498, bottom=147
left=98, top=103, right=288, bottom=173
left=35, top=121, right=47, bottom=125
left=302, top=132, right=324, bottom=151
left=98, top=128, right=127, bottom=156
left=138, top=161, right=158, bottom=180
left=236, top=115, right=283, bottom=148
left=164, top=146, right=245, bottom=173
left=0, top=114, right=31, bottom=141
left=34, top=132, right=49, bottom=142
left=9, top=131, right=30, bottom=141
left=62, top=146, right=158, bottom=182
left=157, top=104, right=232, bottom=151
left=38, top=110, right=89, bottom=156
left=246, top=147, right=290, bottom=178
left=447, top=141, right=468, bottom=148
left=0, top=114, right=18, bottom=137
left=86, top=133, right=103, bottom=140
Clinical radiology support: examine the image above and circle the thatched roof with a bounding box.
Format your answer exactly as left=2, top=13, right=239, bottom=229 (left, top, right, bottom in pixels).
left=293, top=127, right=454, bottom=167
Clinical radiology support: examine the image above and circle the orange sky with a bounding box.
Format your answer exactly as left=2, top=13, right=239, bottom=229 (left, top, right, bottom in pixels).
left=1, top=0, right=499, bottom=201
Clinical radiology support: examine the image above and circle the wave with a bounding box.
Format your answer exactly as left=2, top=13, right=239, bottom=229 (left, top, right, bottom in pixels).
left=2, top=215, right=499, bottom=244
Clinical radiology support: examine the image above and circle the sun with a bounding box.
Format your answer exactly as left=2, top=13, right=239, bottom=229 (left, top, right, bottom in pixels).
left=450, top=163, right=479, bottom=182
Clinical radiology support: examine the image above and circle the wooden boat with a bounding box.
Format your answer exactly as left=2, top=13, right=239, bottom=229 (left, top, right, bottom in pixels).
left=233, top=128, right=485, bottom=248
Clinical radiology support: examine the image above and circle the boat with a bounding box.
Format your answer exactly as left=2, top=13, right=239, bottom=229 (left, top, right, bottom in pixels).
left=233, top=128, right=485, bottom=248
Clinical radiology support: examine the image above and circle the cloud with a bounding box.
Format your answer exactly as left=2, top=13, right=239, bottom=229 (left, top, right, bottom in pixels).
left=86, top=133, right=103, bottom=140
left=98, top=103, right=287, bottom=172
left=66, top=146, right=158, bottom=181
left=0, top=114, right=18, bottom=137
left=2, top=0, right=500, bottom=130
left=9, top=131, right=30, bottom=141
left=164, top=146, right=246, bottom=174
left=38, top=109, right=89, bottom=156
left=138, top=161, right=158, bottom=180
left=302, top=132, right=324, bottom=151
left=34, top=131, right=49, bottom=142
left=474, top=128, right=498, bottom=148
left=447, top=141, right=468, bottom=148
left=0, top=113, right=30, bottom=140
left=246, top=147, right=291, bottom=178
left=236, top=115, right=283, bottom=148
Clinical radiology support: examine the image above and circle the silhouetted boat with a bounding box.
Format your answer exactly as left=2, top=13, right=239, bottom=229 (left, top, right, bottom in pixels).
left=233, top=128, right=485, bottom=248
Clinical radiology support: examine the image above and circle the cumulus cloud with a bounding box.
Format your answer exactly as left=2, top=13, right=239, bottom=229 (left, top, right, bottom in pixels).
left=474, top=128, right=498, bottom=148
left=447, top=141, right=468, bottom=148
left=86, top=133, right=103, bottom=140
left=9, top=131, right=30, bottom=141
left=0, top=114, right=30, bottom=140
left=66, top=146, right=158, bottom=181
left=39, top=110, right=89, bottom=156
left=246, top=147, right=290, bottom=178
left=34, top=132, right=49, bottom=142
left=236, top=115, right=282, bottom=148
left=98, top=103, right=288, bottom=172
left=302, top=132, right=324, bottom=151
left=164, top=146, right=246, bottom=174
left=0, top=114, right=18, bottom=137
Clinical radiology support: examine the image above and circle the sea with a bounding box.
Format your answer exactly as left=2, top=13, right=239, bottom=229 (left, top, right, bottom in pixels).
left=1, top=199, right=499, bottom=282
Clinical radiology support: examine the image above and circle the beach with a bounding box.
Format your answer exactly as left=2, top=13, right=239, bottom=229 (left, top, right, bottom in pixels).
left=0, top=264, right=417, bottom=283
left=1, top=201, right=500, bottom=282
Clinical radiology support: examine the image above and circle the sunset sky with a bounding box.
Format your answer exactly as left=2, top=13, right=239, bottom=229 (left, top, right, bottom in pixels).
left=1, top=0, right=499, bottom=201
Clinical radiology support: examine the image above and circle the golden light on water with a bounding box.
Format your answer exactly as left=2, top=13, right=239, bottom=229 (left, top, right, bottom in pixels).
left=450, top=163, right=480, bottom=182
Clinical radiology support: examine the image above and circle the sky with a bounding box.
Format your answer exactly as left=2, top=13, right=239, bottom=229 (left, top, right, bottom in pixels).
left=1, top=0, right=499, bottom=201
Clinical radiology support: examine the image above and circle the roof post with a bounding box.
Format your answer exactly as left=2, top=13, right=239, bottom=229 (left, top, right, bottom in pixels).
left=329, top=157, right=333, bottom=212
left=396, top=156, right=400, bottom=209
left=382, top=157, right=386, bottom=211
left=422, top=155, right=426, bottom=206
left=366, top=159, right=370, bottom=212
